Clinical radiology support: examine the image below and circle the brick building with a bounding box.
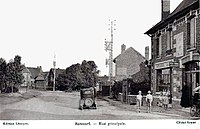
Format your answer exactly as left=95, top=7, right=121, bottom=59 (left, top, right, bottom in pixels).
left=113, top=44, right=146, bottom=81
left=145, top=0, right=200, bottom=99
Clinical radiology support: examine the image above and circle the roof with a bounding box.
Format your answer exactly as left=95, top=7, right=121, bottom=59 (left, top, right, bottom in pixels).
left=113, top=47, right=145, bottom=63
left=22, top=67, right=30, bottom=73
left=49, top=68, right=65, bottom=78
left=35, top=73, right=45, bottom=81
left=27, top=67, right=42, bottom=79
left=43, top=71, right=49, bottom=79
left=170, top=0, right=198, bottom=17
left=145, top=0, right=199, bottom=34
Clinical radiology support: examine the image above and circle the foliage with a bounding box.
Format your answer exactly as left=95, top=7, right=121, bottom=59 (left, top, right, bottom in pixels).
left=129, top=82, right=150, bottom=95
left=56, top=60, right=99, bottom=91
left=0, top=58, right=7, bottom=91
left=111, top=81, right=122, bottom=99
left=0, top=55, right=24, bottom=93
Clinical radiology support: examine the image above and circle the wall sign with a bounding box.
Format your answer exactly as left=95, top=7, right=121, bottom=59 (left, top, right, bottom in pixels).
left=155, top=59, right=174, bottom=69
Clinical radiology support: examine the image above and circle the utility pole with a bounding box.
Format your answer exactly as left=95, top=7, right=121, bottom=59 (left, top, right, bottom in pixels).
left=53, top=54, right=56, bottom=91
left=105, top=19, right=116, bottom=97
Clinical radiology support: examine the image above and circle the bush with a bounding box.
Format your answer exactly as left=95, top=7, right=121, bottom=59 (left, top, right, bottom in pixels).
left=5, top=86, right=19, bottom=93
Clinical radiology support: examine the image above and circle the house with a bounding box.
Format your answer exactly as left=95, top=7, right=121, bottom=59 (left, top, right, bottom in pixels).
left=43, top=71, right=49, bottom=87
left=21, top=66, right=45, bottom=89
left=21, top=67, right=31, bottom=87
left=113, top=44, right=146, bottom=81
left=145, top=0, right=200, bottom=99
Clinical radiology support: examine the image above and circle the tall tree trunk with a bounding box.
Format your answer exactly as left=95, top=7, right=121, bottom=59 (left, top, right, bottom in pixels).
left=12, top=84, right=13, bottom=94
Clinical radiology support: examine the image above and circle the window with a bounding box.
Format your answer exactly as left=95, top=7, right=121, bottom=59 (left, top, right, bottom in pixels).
left=157, top=69, right=170, bottom=92
left=156, top=35, right=162, bottom=58
left=187, top=17, right=196, bottom=49
left=161, top=69, right=170, bottom=85
left=166, top=30, right=173, bottom=55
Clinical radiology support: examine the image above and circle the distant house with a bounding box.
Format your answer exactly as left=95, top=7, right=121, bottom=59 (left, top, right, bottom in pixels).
left=21, top=66, right=45, bottom=89
left=43, top=71, right=49, bottom=87
left=21, top=67, right=31, bottom=87
left=113, top=44, right=146, bottom=81
left=35, top=73, right=45, bottom=89
left=46, top=68, right=65, bottom=90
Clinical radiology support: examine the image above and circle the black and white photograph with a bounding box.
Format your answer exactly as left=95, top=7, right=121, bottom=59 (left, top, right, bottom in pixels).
left=0, top=0, right=200, bottom=128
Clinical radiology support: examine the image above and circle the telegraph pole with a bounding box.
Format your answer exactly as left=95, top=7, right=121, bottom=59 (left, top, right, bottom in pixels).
left=53, top=54, right=56, bottom=91
left=104, top=19, right=116, bottom=97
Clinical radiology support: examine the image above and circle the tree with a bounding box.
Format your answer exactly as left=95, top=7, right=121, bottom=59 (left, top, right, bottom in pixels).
left=5, top=60, right=16, bottom=93
left=81, top=60, right=99, bottom=88
left=57, top=63, right=83, bottom=91
left=112, top=81, right=123, bottom=99
left=13, top=55, right=24, bottom=86
left=56, top=60, right=99, bottom=91
left=5, top=55, right=24, bottom=93
left=0, top=58, right=7, bottom=92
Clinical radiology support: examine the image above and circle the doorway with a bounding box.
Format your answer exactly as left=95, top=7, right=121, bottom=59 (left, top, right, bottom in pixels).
left=185, top=61, right=200, bottom=95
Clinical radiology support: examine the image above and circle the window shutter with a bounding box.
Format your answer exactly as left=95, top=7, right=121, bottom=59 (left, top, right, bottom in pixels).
left=156, top=38, right=159, bottom=57
left=190, top=18, right=195, bottom=48
left=187, top=22, right=190, bottom=49
left=159, top=36, right=162, bottom=56
left=167, top=31, right=170, bottom=50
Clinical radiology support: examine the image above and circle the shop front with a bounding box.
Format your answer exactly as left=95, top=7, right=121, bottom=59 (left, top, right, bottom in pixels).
left=154, top=59, right=181, bottom=102
left=181, top=53, right=200, bottom=97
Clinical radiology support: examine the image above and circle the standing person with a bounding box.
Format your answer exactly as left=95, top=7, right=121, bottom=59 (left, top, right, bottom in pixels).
left=136, top=91, right=142, bottom=112
left=157, top=92, right=163, bottom=112
left=180, top=83, right=191, bottom=108
left=162, top=92, right=169, bottom=111
left=146, top=91, right=153, bottom=113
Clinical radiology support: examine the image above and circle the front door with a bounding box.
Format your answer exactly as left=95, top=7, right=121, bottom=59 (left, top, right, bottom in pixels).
left=185, top=61, right=200, bottom=95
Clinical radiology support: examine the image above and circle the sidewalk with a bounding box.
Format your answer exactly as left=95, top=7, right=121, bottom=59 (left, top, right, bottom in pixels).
left=100, top=96, right=192, bottom=118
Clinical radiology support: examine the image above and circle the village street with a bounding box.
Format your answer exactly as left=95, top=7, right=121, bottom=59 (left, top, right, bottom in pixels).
left=0, top=89, right=195, bottom=120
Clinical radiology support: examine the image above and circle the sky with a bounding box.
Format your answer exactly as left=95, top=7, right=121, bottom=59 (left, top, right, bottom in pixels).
left=0, top=0, right=182, bottom=76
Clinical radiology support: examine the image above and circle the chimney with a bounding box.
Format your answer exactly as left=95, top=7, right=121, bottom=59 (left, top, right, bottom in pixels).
left=161, top=0, right=170, bottom=20
left=121, top=44, right=126, bottom=54
left=37, top=66, right=42, bottom=72
left=145, top=46, right=149, bottom=61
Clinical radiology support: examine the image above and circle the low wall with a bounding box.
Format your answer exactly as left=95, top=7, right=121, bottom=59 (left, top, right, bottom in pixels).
left=127, top=95, right=136, bottom=104
left=118, top=93, right=123, bottom=102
